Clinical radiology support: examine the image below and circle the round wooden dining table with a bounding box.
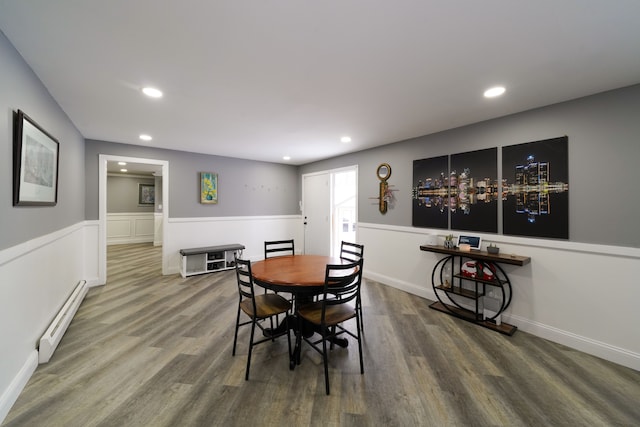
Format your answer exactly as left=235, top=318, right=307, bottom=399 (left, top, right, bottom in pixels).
left=251, top=254, right=345, bottom=294
left=251, top=254, right=351, bottom=369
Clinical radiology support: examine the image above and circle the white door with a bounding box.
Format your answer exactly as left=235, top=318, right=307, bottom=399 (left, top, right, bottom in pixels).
left=303, top=172, right=330, bottom=255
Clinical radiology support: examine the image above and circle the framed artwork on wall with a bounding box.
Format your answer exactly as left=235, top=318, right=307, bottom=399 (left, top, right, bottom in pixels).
left=13, top=109, right=60, bottom=206
left=502, top=136, right=569, bottom=239
left=138, top=183, right=155, bottom=205
left=450, top=147, right=498, bottom=233
left=412, top=155, right=449, bottom=229
left=200, top=172, right=218, bottom=204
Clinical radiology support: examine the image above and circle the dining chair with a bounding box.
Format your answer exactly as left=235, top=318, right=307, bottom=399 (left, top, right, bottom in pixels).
left=264, top=239, right=295, bottom=258
left=297, top=258, right=364, bottom=395
left=340, top=241, right=364, bottom=262
left=264, top=239, right=296, bottom=306
left=340, top=241, right=365, bottom=332
left=232, top=256, right=292, bottom=380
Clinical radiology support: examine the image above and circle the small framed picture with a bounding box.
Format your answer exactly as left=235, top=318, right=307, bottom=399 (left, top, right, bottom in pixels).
left=200, top=172, right=218, bottom=204
left=13, top=110, right=60, bottom=206
left=138, top=183, right=155, bottom=205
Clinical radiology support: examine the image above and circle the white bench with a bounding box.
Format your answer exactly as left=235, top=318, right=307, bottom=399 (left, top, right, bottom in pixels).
left=179, top=243, right=245, bottom=278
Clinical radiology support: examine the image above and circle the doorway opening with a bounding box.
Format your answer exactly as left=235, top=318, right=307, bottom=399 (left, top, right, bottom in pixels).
left=302, top=165, right=357, bottom=256
left=98, top=154, right=169, bottom=285
left=330, top=168, right=357, bottom=257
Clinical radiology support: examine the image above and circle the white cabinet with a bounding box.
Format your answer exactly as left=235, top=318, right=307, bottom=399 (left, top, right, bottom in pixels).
left=179, top=244, right=245, bottom=278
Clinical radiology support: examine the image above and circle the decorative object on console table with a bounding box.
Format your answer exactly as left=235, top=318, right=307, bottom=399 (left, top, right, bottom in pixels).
left=458, top=243, right=471, bottom=252
left=200, top=172, right=218, bottom=204
left=444, top=234, right=455, bottom=249
left=420, top=244, right=530, bottom=335
left=457, top=234, right=482, bottom=250
left=13, top=109, right=60, bottom=206
left=487, top=243, right=500, bottom=254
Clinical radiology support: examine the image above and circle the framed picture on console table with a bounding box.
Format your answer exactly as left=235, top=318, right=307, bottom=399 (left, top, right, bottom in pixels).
left=13, top=110, right=60, bottom=206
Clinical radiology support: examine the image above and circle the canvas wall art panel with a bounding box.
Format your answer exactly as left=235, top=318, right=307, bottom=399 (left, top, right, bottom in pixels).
left=412, top=155, right=449, bottom=229
left=502, top=136, right=569, bottom=239
left=450, top=147, right=498, bottom=233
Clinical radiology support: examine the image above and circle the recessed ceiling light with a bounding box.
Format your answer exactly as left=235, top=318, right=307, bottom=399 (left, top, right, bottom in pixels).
left=340, top=136, right=352, bottom=143
left=283, top=156, right=291, bottom=161
left=139, top=134, right=152, bottom=141
left=118, top=161, right=127, bottom=166
left=484, top=86, right=506, bottom=98
left=120, top=169, right=128, bottom=172
left=142, top=87, right=163, bottom=98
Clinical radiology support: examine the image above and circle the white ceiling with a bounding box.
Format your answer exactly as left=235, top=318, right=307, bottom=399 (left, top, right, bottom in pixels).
left=1, top=1, right=639, bottom=165
left=106, top=161, right=161, bottom=177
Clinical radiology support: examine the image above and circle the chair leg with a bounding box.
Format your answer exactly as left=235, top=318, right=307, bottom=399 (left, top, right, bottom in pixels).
left=295, top=314, right=303, bottom=365
left=322, top=329, right=330, bottom=395
left=232, top=305, right=241, bottom=356
left=285, top=314, right=292, bottom=368
left=269, top=316, right=275, bottom=342
left=245, top=318, right=257, bottom=381
left=356, top=316, right=364, bottom=375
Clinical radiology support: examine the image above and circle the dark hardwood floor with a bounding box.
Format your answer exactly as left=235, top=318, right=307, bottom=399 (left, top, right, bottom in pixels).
left=3, top=243, right=640, bottom=426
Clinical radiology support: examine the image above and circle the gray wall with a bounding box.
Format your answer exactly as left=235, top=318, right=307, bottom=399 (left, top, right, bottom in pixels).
left=107, top=175, right=155, bottom=213
left=85, top=140, right=300, bottom=219
left=0, top=30, right=85, bottom=251
left=300, top=84, right=640, bottom=249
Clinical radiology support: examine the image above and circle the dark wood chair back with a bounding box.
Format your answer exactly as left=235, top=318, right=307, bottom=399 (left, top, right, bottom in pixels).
left=340, top=241, right=364, bottom=262
left=264, top=239, right=295, bottom=258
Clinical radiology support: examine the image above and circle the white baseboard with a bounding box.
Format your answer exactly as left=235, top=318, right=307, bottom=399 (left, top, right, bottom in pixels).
left=508, top=314, right=640, bottom=372
left=367, top=269, right=640, bottom=372
left=0, top=350, right=38, bottom=424
left=364, top=271, right=433, bottom=301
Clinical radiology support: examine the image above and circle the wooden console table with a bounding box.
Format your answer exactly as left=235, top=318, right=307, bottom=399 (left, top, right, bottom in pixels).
left=420, top=244, right=530, bottom=335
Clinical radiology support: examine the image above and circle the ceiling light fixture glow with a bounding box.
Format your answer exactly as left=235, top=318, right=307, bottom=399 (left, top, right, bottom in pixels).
left=139, top=134, right=152, bottom=141
left=120, top=169, right=128, bottom=172
left=118, top=161, right=127, bottom=166
left=340, top=136, right=352, bottom=143
left=283, top=156, right=291, bottom=161
left=484, top=86, right=506, bottom=98
left=142, top=87, right=163, bottom=98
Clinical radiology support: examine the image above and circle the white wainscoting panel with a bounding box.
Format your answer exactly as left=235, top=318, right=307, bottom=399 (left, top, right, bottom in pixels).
left=358, top=222, right=640, bottom=372
left=0, top=223, right=86, bottom=423
left=107, top=213, right=154, bottom=245
left=154, top=213, right=163, bottom=246
left=165, top=215, right=304, bottom=276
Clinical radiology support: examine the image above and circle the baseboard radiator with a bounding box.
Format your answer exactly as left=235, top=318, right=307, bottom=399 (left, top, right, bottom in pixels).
left=38, top=280, right=88, bottom=364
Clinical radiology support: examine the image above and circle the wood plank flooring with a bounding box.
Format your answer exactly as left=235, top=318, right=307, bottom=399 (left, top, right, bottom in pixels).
left=3, top=243, right=640, bottom=426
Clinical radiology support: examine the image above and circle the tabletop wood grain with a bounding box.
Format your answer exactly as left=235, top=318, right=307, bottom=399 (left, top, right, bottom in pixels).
left=251, top=255, right=344, bottom=288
